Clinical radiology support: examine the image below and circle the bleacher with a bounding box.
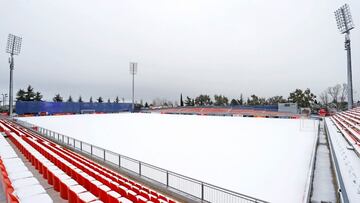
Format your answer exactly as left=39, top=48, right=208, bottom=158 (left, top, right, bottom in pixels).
left=151, top=107, right=300, bottom=118
left=330, top=107, right=360, bottom=155
left=0, top=119, right=177, bottom=203
left=0, top=124, right=52, bottom=203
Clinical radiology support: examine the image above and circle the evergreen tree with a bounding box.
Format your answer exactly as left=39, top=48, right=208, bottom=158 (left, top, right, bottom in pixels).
left=16, top=89, right=26, bottom=101
left=237, top=94, right=244, bottom=105
left=288, top=88, right=316, bottom=108
left=89, top=97, right=93, bottom=103
left=34, top=92, right=43, bottom=101
left=230, top=99, right=239, bottom=106
left=53, top=94, right=63, bottom=102
left=78, top=96, right=83, bottom=103
left=180, top=94, right=184, bottom=107
left=97, top=97, right=103, bottom=103
left=184, top=96, right=194, bottom=106
left=115, top=96, right=120, bottom=103
left=195, top=94, right=212, bottom=106
left=144, top=102, right=149, bottom=108
left=214, top=95, right=229, bottom=106
left=67, top=96, right=73, bottom=102
left=24, top=85, right=36, bottom=101
left=107, top=98, right=111, bottom=103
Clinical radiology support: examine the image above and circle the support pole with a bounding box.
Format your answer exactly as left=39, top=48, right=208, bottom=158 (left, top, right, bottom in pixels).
left=345, top=34, right=353, bottom=109
left=9, top=54, right=14, bottom=116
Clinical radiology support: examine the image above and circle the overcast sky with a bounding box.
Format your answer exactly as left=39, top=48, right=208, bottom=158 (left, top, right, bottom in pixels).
left=0, top=0, right=359, bottom=103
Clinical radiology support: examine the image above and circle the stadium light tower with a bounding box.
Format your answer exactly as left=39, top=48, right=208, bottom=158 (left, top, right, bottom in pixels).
left=1, top=94, right=8, bottom=107
left=129, top=62, right=138, bottom=112
left=6, top=34, right=22, bottom=116
left=334, top=4, right=355, bottom=110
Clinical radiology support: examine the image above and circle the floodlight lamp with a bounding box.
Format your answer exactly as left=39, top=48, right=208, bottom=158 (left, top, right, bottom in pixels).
left=6, top=34, right=22, bottom=55
left=334, top=4, right=354, bottom=34
left=129, top=62, right=138, bottom=75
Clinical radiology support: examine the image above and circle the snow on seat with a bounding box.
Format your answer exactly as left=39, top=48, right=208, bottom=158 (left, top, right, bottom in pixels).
left=118, top=197, right=134, bottom=203
left=12, top=177, right=40, bottom=189
left=12, top=184, right=46, bottom=200
left=69, top=185, right=87, bottom=203
left=77, top=191, right=99, bottom=203
left=20, top=193, right=53, bottom=203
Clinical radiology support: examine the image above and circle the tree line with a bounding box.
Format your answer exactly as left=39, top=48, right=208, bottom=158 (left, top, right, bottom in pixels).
left=16, top=85, right=124, bottom=104
left=180, top=88, right=317, bottom=108
left=18, top=84, right=356, bottom=109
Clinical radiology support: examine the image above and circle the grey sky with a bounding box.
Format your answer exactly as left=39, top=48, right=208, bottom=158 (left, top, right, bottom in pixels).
left=0, top=0, right=359, bottom=103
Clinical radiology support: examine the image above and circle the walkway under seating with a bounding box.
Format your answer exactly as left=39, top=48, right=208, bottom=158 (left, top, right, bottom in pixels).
left=0, top=119, right=177, bottom=203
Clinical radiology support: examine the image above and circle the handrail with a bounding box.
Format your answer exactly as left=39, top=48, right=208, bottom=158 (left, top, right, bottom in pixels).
left=11, top=118, right=269, bottom=203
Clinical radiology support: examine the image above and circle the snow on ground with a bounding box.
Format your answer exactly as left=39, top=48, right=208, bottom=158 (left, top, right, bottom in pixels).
left=20, top=113, right=318, bottom=203
left=325, top=118, right=360, bottom=203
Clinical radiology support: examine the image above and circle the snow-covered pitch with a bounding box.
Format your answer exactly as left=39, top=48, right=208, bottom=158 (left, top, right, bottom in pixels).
left=20, top=113, right=318, bottom=203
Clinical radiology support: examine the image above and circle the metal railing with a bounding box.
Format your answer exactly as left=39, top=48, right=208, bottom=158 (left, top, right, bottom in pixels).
left=13, top=119, right=268, bottom=203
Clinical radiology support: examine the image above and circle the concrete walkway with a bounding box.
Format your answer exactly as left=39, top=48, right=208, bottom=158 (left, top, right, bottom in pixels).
left=310, top=120, right=337, bottom=203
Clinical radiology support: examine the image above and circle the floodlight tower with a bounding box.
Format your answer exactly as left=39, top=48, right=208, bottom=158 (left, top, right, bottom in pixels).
left=129, top=62, right=138, bottom=112
left=334, top=4, right=355, bottom=110
left=6, top=34, right=22, bottom=116
left=1, top=94, right=8, bottom=107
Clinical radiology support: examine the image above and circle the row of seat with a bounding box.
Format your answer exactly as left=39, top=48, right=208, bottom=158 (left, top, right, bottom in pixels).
left=331, top=107, right=360, bottom=155
left=1, top=120, right=177, bottom=203
left=0, top=126, right=53, bottom=203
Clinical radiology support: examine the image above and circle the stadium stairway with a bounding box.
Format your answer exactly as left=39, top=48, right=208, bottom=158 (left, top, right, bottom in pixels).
left=330, top=107, right=360, bottom=156
left=0, top=119, right=177, bottom=203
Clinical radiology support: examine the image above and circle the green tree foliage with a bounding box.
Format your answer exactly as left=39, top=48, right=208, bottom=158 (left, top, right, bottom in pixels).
left=247, top=95, right=267, bottom=105
left=107, top=98, right=111, bottom=103
left=97, top=97, right=103, bottom=103
left=78, top=96, right=83, bottom=103
left=184, top=96, right=195, bottom=106
left=230, top=99, right=239, bottom=106
left=267, top=96, right=287, bottom=105
left=16, top=85, right=43, bottom=101
left=288, top=88, right=316, bottom=108
left=34, top=92, right=43, bottom=101
left=214, top=95, right=228, bottom=106
left=115, top=96, right=120, bottom=103
left=144, top=102, right=149, bottom=108
left=89, top=97, right=93, bottom=103
left=237, top=94, right=244, bottom=105
left=195, top=94, right=212, bottom=106
left=180, top=94, right=184, bottom=107
left=16, top=89, right=26, bottom=101
left=53, top=94, right=63, bottom=102
left=67, top=96, right=73, bottom=102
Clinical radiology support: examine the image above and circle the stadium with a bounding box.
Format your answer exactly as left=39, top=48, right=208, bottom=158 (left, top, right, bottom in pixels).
left=1, top=1, right=360, bottom=203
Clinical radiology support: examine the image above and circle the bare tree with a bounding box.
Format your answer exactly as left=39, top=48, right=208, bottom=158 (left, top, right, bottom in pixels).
left=340, top=83, right=348, bottom=103
left=319, top=91, right=329, bottom=106
left=327, top=84, right=341, bottom=103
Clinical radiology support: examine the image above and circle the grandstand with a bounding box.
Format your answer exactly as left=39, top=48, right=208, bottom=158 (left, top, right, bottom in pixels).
left=0, top=118, right=179, bottom=203
left=147, top=106, right=301, bottom=118
left=325, top=107, right=360, bottom=202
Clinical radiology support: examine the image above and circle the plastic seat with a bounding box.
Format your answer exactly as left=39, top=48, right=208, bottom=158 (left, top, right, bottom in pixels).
left=107, top=190, right=121, bottom=203
left=127, top=190, right=138, bottom=203
left=136, top=195, right=148, bottom=203
left=59, top=178, right=78, bottom=199
left=118, top=197, right=134, bottom=203
left=98, top=185, right=111, bottom=202
left=54, top=173, right=71, bottom=192
left=89, top=180, right=103, bottom=196
left=20, top=194, right=53, bottom=203
left=77, top=191, right=98, bottom=203
left=68, top=185, right=87, bottom=203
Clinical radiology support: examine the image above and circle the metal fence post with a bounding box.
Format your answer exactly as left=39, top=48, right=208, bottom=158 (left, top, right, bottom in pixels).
left=139, top=162, right=142, bottom=176
left=67, top=137, right=69, bottom=145
left=201, top=182, right=204, bottom=200
left=118, top=155, right=121, bottom=168
left=80, top=141, right=82, bottom=151
left=73, top=139, right=75, bottom=148
left=166, top=171, right=169, bottom=187
left=90, top=145, right=93, bottom=155
left=103, top=149, right=106, bottom=161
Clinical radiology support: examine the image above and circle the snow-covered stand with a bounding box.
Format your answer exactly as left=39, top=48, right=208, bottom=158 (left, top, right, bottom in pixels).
left=0, top=125, right=52, bottom=203
left=325, top=107, right=360, bottom=203
left=0, top=119, right=179, bottom=203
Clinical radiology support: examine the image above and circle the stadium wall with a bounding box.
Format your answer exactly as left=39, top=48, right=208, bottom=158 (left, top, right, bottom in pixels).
left=15, top=101, right=132, bottom=115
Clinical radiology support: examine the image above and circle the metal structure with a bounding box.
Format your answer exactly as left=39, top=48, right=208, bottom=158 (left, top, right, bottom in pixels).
left=129, top=62, right=138, bottom=112
left=1, top=93, right=8, bottom=107
left=334, top=4, right=355, bottom=110
left=14, top=118, right=268, bottom=203
left=6, top=34, right=22, bottom=116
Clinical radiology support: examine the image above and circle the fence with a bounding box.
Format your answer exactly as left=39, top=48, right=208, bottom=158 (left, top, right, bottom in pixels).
left=14, top=118, right=268, bottom=203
